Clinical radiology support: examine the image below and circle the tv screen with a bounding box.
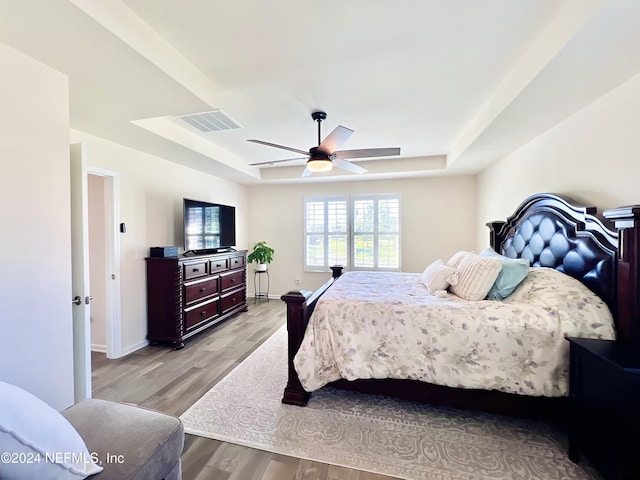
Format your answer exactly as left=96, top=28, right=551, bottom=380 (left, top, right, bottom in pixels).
left=183, top=198, right=236, bottom=252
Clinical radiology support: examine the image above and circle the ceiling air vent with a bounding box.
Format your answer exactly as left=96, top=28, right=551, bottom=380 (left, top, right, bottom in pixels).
left=177, top=109, right=242, bottom=133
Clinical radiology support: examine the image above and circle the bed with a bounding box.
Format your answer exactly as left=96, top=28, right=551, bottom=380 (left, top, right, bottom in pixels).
left=281, top=193, right=640, bottom=419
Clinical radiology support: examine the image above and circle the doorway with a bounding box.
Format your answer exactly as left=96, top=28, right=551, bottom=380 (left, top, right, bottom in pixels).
left=87, top=166, right=122, bottom=360
left=70, top=143, right=122, bottom=402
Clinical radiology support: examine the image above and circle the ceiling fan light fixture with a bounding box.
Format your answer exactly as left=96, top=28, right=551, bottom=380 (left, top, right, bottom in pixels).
left=307, top=158, right=332, bottom=173
left=247, top=111, right=398, bottom=176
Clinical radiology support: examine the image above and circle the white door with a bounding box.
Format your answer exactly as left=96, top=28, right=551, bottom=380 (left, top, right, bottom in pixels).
left=70, top=143, right=92, bottom=402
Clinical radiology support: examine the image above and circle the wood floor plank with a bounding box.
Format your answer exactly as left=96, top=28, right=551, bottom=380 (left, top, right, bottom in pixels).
left=181, top=436, right=225, bottom=480
left=357, top=472, right=399, bottom=480
left=206, top=442, right=251, bottom=473
left=327, top=464, right=360, bottom=480
left=198, top=467, right=232, bottom=480
left=294, top=459, right=331, bottom=480
left=91, top=302, right=402, bottom=480
left=260, top=457, right=300, bottom=480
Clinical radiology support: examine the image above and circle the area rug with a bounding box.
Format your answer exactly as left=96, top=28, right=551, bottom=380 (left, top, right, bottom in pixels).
left=180, top=326, right=600, bottom=480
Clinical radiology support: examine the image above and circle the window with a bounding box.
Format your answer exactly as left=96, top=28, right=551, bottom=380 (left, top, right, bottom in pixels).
left=304, top=196, right=349, bottom=271
left=304, top=194, right=401, bottom=272
left=352, top=194, right=400, bottom=269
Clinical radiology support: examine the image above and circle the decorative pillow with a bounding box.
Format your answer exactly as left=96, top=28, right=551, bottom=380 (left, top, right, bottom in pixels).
left=480, top=247, right=531, bottom=300
left=447, top=250, right=471, bottom=269
left=449, top=253, right=502, bottom=301
left=420, top=260, right=458, bottom=294
left=0, top=381, right=103, bottom=480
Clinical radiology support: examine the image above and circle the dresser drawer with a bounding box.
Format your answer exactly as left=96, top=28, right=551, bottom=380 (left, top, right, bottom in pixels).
left=221, top=288, right=245, bottom=313
left=221, top=270, right=244, bottom=291
left=184, top=277, right=219, bottom=305
left=229, top=255, right=245, bottom=270
left=183, top=261, right=208, bottom=280
left=184, top=298, right=219, bottom=330
left=209, top=258, right=228, bottom=273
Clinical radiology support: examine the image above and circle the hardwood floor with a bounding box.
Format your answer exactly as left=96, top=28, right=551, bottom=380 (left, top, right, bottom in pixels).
left=91, top=300, right=399, bottom=480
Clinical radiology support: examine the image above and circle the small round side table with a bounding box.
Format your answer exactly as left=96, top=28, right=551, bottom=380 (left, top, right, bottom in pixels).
left=253, top=269, right=270, bottom=303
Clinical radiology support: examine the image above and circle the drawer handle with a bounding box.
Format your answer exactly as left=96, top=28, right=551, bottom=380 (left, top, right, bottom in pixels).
left=230, top=278, right=235, bottom=283
left=192, top=268, right=199, bottom=272
left=200, top=310, right=207, bottom=316
left=216, top=263, right=222, bottom=268
left=200, top=287, right=206, bottom=292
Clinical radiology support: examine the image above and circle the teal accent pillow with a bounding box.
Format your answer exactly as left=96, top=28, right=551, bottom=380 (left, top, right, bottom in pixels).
left=479, top=248, right=530, bottom=300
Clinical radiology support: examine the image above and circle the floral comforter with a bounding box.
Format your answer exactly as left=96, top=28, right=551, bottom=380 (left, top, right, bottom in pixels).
left=293, top=268, right=615, bottom=397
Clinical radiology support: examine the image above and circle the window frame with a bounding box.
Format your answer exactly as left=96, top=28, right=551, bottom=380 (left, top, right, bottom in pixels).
left=303, top=193, right=401, bottom=273
left=350, top=193, right=401, bottom=272
left=303, top=195, right=349, bottom=272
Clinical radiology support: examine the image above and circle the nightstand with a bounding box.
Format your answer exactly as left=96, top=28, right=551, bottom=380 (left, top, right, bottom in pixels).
left=567, top=337, right=640, bottom=480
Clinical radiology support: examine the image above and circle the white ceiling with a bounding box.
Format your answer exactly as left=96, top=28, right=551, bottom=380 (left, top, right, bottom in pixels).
left=1, top=0, right=639, bottom=184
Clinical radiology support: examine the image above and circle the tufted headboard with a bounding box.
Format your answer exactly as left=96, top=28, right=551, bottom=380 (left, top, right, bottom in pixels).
left=487, top=193, right=618, bottom=314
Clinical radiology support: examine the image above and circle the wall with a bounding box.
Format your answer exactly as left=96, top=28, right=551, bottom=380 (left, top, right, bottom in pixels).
left=247, top=175, right=477, bottom=295
left=69, top=131, right=249, bottom=355
left=477, top=71, right=640, bottom=248
left=0, top=43, right=74, bottom=409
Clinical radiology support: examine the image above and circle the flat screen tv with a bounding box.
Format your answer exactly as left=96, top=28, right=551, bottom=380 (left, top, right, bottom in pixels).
left=183, top=198, right=236, bottom=253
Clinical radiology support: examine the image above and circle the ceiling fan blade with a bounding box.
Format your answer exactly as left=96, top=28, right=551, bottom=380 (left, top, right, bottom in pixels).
left=247, top=139, right=309, bottom=156
left=301, top=167, right=313, bottom=178
left=333, top=158, right=368, bottom=175
left=249, top=157, right=308, bottom=166
left=318, top=125, right=354, bottom=154
left=333, top=147, right=401, bottom=160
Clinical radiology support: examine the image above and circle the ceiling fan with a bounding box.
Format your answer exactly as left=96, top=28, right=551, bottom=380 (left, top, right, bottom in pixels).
left=247, top=111, right=401, bottom=177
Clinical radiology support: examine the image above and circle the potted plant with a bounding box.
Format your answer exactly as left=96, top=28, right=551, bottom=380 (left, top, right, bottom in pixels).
left=247, top=241, right=275, bottom=271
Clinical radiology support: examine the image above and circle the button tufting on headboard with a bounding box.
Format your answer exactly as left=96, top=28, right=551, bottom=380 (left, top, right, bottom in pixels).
left=487, top=193, right=617, bottom=314
left=501, top=212, right=612, bottom=302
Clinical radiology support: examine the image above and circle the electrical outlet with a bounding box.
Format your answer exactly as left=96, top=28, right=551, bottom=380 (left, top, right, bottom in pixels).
left=135, top=248, right=146, bottom=260
left=295, top=278, right=301, bottom=285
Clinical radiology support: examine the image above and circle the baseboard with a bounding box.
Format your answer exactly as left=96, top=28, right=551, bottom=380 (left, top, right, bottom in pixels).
left=248, top=292, right=280, bottom=301
left=119, top=339, right=149, bottom=357
left=91, top=344, right=107, bottom=353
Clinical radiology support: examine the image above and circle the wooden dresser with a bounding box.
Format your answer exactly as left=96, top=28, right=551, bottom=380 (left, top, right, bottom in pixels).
left=146, top=250, right=248, bottom=348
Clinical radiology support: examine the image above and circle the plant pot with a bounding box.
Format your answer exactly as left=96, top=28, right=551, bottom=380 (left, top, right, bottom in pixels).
left=256, top=263, right=267, bottom=272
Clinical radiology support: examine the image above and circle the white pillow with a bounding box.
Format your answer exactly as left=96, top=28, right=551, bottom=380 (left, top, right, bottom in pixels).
left=0, top=381, right=103, bottom=480
left=420, top=260, right=458, bottom=293
left=447, top=250, right=472, bottom=269
left=449, top=253, right=503, bottom=301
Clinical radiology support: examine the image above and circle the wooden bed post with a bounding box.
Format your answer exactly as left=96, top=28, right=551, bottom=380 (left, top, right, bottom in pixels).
left=281, top=267, right=343, bottom=406
left=486, top=221, right=506, bottom=252
left=604, top=205, right=640, bottom=341
left=280, top=290, right=313, bottom=406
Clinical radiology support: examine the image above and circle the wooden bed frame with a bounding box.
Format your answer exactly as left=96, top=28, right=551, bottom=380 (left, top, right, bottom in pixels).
left=281, top=193, right=640, bottom=419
